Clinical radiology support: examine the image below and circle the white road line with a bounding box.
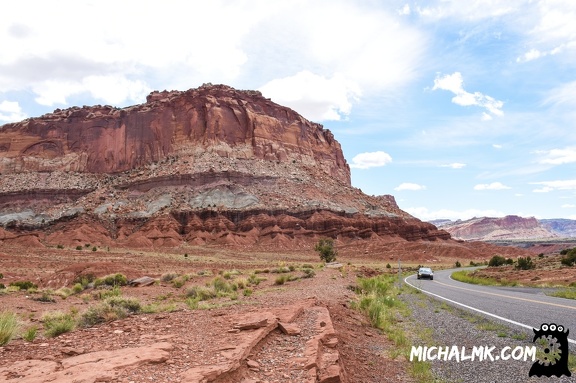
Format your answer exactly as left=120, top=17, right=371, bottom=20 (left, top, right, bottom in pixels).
left=404, top=275, right=576, bottom=345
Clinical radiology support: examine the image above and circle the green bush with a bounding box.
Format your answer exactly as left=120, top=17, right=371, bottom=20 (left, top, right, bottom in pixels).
left=302, top=268, right=316, bottom=278
left=42, top=311, right=76, bottom=337
left=315, top=238, right=337, bottom=263
left=94, top=273, right=128, bottom=288
left=561, top=248, right=576, bottom=266
left=105, top=296, right=141, bottom=313
left=0, top=311, right=18, bottom=346
left=186, top=285, right=217, bottom=301
left=22, top=326, right=38, bottom=342
left=211, top=277, right=234, bottom=293
left=79, top=304, right=126, bottom=327
left=161, top=272, right=179, bottom=282
left=9, top=281, right=38, bottom=291
left=516, top=256, right=535, bottom=270
left=488, top=255, right=507, bottom=267
left=275, top=274, right=289, bottom=285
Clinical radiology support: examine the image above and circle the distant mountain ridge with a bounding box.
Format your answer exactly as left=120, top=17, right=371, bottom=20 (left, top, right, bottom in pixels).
left=430, top=215, right=576, bottom=241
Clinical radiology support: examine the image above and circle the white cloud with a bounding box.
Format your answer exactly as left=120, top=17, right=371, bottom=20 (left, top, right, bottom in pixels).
left=516, top=48, right=543, bottom=63
left=473, top=182, right=511, bottom=190
left=0, top=101, right=27, bottom=122
left=259, top=71, right=360, bottom=121
left=405, top=207, right=505, bottom=221
left=349, top=151, right=392, bottom=169
left=492, top=144, right=503, bottom=149
left=0, top=1, right=427, bottom=116
left=562, top=204, right=576, bottom=208
left=432, top=72, right=504, bottom=117
left=531, top=180, right=576, bottom=192
left=543, top=81, right=576, bottom=107
left=394, top=183, right=426, bottom=191
left=441, top=163, right=466, bottom=169
left=535, top=147, right=576, bottom=165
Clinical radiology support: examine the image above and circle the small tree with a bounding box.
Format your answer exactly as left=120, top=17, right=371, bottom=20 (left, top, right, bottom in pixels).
left=488, top=255, right=506, bottom=267
left=315, top=238, right=337, bottom=263
left=516, top=256, right=535, bottom=270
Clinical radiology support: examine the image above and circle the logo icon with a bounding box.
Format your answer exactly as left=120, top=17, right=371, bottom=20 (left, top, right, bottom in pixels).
left=529, top=323, right=571, bottom=377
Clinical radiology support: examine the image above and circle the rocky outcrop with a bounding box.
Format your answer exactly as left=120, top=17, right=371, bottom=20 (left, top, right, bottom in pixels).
left=0, top=84, right=349, bottom=185
left=437, top=215, right=557, bottom=241
left=0, top=84, right=450, bottom=248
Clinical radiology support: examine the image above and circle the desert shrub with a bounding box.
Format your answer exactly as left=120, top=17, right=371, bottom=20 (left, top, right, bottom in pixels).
left=516, top=256, right=535, bottom=270
left=76, top=246, right=83, bottom=250
left=275, top=274, right=290, bottom=285
left=186, top=285, right=217, bottom=301
left=56, top=244, right=64, bottom=249
left=254, top=269, right=269, bottom=274
left=235, top=278, right=248, bottom=289
left=271, top=266, right=291, bottom=274
left=32, top=292, right=56, bottom=303
left=92, top=246, right=97, bottom=252
left=288, top=265, right=296, bottom=272
left=9, top=280, right=38, bottom=291
left=0, top=283, right=5, bottom=290
left=211, top=277, right=234, bottom=293
left=161, top=272, right=179, bottom=282
left=0, top=273, right=3, bottom=279
left=74, top=273, right=97, bottom=287
left=386, top=263, right=392, bottom=269
left=315, top=238, right=337, bottom=263
left=0, top=311, right=18, bottom=346
left=79, top=303, right=127, bottom=327
left=105, top=296, right=141, bottom=313
left=42, top=311, right=76, bottom=337
left=561, top=248, right=576, bottom=266
left=538, top=253, right=544, bottom=258
left=488, top=255, right=507, bottom=267
left=94, top=273, right=127, bottom=288
left=506, top=258, right=514, bottom=265
left=455, top=261, right=462, bottom=268
left=247, top=273, right=265, bottom=286
left=22, top=326, right=38, bottom=342
left=243, top=288, right=253, bottom=297
left=171, top=277, right=188, bottom=289
left=72, top=283, right=84, bottom=294
left=302, top=268, right=316, bottom=278
left=92, top=286, right=122, bottom=300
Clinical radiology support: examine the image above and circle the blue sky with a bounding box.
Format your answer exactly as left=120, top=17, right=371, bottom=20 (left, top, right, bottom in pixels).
left=1, top=1, right=575, bottom=221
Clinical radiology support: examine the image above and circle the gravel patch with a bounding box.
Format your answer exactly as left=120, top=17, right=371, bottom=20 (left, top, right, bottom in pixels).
left=402, top=290, right=576, bottom=383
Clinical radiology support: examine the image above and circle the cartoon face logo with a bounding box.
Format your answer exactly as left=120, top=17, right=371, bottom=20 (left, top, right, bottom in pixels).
left=529, top=323, right=571, bottom=377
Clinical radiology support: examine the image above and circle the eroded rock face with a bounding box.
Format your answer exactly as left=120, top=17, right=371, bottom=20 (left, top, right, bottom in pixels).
left=0, top=84, right=349, bottom=185
left=0, top=84, right=451, bottom=248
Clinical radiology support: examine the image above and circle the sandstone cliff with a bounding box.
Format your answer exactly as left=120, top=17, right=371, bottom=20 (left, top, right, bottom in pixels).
left=0, top=84, right=449, bottom=249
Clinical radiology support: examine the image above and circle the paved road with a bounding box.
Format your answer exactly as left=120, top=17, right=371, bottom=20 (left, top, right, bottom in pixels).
left=405, top=268, right=576, bottom=344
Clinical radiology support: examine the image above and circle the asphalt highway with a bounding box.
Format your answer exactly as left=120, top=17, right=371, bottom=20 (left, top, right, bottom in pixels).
left=404, top=268, right=576, bottom=344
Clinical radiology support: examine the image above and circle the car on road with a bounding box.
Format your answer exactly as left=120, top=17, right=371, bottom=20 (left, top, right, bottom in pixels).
left=417, top=267, right=434, bottom=280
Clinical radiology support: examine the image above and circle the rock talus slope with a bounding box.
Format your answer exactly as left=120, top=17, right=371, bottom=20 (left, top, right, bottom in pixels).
left=0, top=84, right=449, bottom=248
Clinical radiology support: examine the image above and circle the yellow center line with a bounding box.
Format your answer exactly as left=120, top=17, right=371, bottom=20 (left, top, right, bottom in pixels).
left=433, top=278, right=576, bottom=310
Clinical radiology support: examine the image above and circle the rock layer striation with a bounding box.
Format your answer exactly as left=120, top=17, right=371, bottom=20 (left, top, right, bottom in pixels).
left=0, top=84, right=449, bottom=248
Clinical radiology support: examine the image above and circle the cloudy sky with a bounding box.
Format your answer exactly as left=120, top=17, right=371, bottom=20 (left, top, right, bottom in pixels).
left=1, top=0, right=575, bottom=221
